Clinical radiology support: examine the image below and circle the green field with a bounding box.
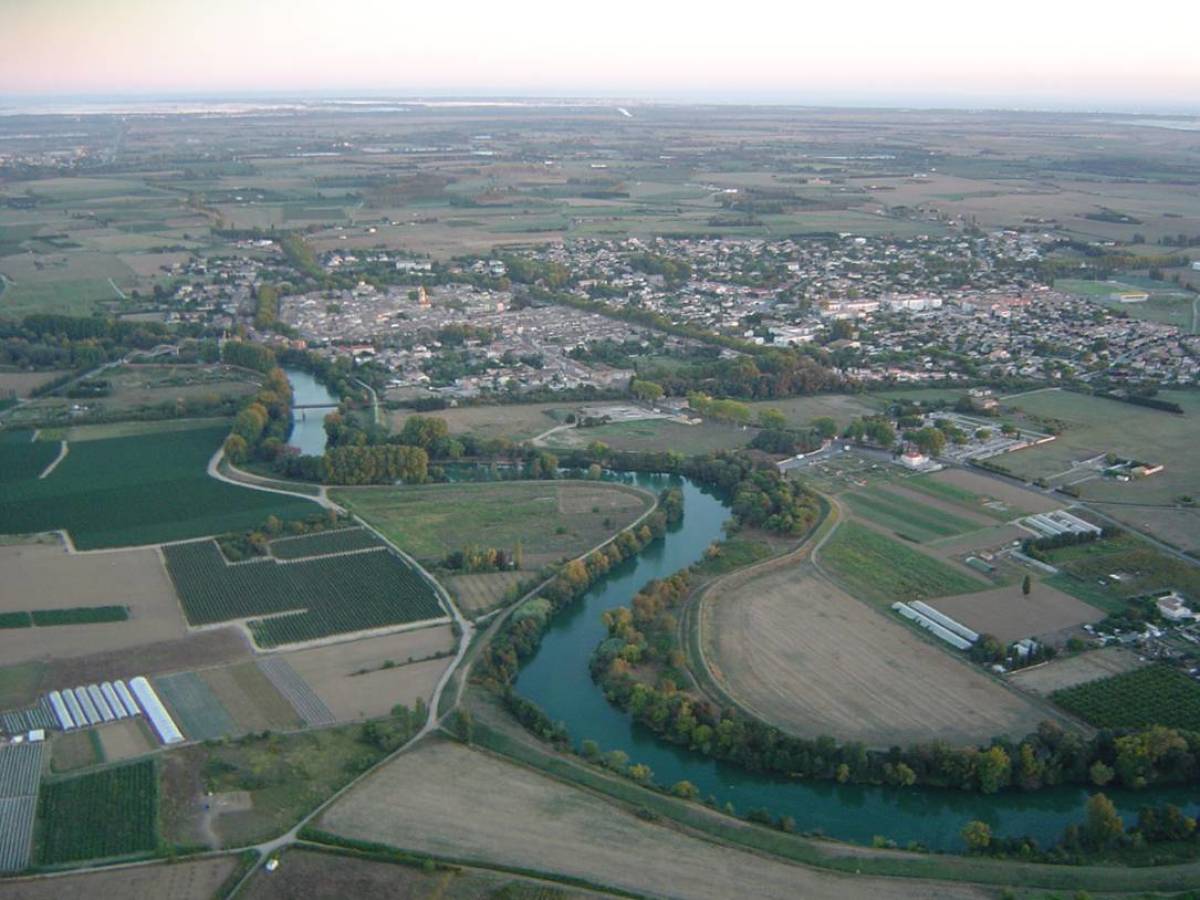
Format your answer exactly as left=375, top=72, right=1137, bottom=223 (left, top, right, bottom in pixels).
left=333, top=481, right=652, bottom=568
left=0, top=430, right=58, bottom=483
left=904, top=474, right=1025, bottom=519
left=153, top=672, right=237, bottom=741
left=269, top=527, right=384, bottom=560
left=1056, top=278, right=1197, bottom=333
left=543, top=418, right=749, bottom=454
left=1052, top=665, right=1200, bottom=731
left=1042, top=533, right=1200, bottom=602
left=0, top=425, right=318, bottom=548
left=163, top=540, right=444, bottom=647
left=844, top=486, right=981, bottom=542
left=36, top=760, right=158, bottom=864
left=819, top=521, right=986, bottom=606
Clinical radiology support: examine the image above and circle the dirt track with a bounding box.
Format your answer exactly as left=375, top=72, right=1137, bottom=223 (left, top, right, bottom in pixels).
left=321, top=738, right=990, bottom=900
left=706, top=562, right=1057, bottom=746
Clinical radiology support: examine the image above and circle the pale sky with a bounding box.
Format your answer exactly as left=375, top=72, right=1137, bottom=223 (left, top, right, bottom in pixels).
left=2, top=0, right=1198, bottom=111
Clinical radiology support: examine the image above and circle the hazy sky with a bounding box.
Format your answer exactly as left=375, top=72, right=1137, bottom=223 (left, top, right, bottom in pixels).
left=2, top=0, right=1198, bottom=111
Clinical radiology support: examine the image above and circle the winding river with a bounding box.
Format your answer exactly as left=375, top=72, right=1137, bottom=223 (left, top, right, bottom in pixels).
left=514, top=473, right=1198, bottom=851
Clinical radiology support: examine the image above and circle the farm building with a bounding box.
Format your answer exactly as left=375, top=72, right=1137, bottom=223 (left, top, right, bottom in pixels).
left=1158, top=592, right=1197, bottom=623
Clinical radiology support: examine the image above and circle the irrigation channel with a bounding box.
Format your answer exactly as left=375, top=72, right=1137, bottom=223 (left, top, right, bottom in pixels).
left=512, top=472, right=1199, bottom=852
left=284, top=367, right=338, bottom=456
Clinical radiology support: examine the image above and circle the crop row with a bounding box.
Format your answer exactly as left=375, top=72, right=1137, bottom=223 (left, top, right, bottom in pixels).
left=164, top=540, right=444, bottom=647
left=269, top=526, right=384, bottom=559
left=1052, top=665, right=1200, bottom=731
left=36, top=759, right=158, bottom=864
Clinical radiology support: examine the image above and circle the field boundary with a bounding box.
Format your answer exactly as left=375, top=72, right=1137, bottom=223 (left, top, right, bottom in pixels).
left=37, top=441, right=68, bottom=479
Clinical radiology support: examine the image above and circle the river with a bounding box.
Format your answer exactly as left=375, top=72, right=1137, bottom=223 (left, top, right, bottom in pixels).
left=514, top=473, right=1198, bottom=851
left=284, top=367, right=338, bottom=456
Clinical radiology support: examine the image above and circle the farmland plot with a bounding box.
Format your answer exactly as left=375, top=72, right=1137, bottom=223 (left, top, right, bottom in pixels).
left=704, top=564, right=1054, bottom=746
left=153, top=672, right=237, bottom=741
left=36, top=759, right=158, bottom=864
left=0, top=855, right=239, bottom=900
left=321, top=739, right=989, bottom=900
left=0, top=742, right=45, bottom=873
left=268, top=527, right=383, bottom=559
left=1052, top=665, right=1200, bottom=731
left=163, top=540, right=445, bottom=647
left=0, top=426, right=317, bottom=549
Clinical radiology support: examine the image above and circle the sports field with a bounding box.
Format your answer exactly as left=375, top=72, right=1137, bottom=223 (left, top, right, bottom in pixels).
left=388, top=402, right=570, bottom=442
left=320, top=738, right=988, bottom=900
left=333, top=480, right=652, bottom=568
left=704, top=564, right=1054, bottom=746
left=543, top=418, right=749, bottom=454
left=0, top=425, right=318, bottom=548
left=818, top=521, right=987, bottom=606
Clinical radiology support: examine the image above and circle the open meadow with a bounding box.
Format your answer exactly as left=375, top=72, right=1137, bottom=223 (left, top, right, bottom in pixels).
left=0, top=425, right=318, bottom=549
left=333, top=480, right=652, bottom=569
left=542, top=417, right=750, bottom=454
left=320, top=738, right=989, bottom=900
left=704, top=563, right=1057, bottom=746
left=388, top=402, right=570, bottom=442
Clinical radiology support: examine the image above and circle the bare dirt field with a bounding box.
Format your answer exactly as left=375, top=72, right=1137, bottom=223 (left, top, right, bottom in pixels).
left=321, top=738, right=989, bottom=900
left=705, top=564, right=1058, bottom=746
left=0, top=855, right=238, bottom=900
left=0, top=543, right=187, bottom=665
left=927, top=469, right=1061, bottom=515
left=0, top=627, right=251, bottom=710
left=284, top=627, right=455, bottom=720
left=95, top=717, right=156, bottom=762
left=925, top=583, right=1104, bottom=644
left=242, top=847, right=605, bottom=900
left=199, top=662, right=303, bottom=733
left=0, top=370, right=67, bottom=398
left=1009, top=647, right=1148, bottom=696
left=445, top=571, right=526, bottom=616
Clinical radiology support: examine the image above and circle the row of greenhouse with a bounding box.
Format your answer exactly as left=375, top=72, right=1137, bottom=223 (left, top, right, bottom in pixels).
left=47, top=677, right=182, bottom=745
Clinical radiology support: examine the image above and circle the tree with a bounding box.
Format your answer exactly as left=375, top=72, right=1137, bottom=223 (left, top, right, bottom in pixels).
left=811, top=417, right=838, bottom=440
left=630, top=379, right=664, bottom=404
left=961, top=819, right=992, bottom=852
left=757, top=408, right=788, bottom=430
left=1022, top=575, right=1032, bottom=596
left=671, top=780, right=700, bottom=800
left=977, top=745, right=1012, bottom=794
left=223, top=433, right=249, bottom=464
left=1084, top=793, right=1124, bottom=848
left=1089, top=760, right=1115, bottom=787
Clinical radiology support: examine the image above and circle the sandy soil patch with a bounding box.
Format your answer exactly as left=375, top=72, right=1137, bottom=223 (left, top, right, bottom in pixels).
left=1010, top=647, right=1148, bottom=695
left=926, top=583, right=1103, bottom=644
left=0, top=544, right=187, bottom=665
left=199, top=662, right=303, bottom=733
left=0, top=855, right=238, bottom=900
left=706, top=564, right=1057, bottom=746
left=96, top=718, right=156, bottom=762
left=321, top=739, right=988, bottom=900
left=283, top=627, right=455, bottom=720
left=929, top=469, right=1061, bottom=514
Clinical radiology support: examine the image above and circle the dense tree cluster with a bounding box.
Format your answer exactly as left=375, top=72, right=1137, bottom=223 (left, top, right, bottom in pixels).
left=222, top=365, right=293, bottom=464
left=321, top=444, right=428, bottom=485
left=441, top=545, right=519, bottom=573
left=0, top=313, right=170, bottom=372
